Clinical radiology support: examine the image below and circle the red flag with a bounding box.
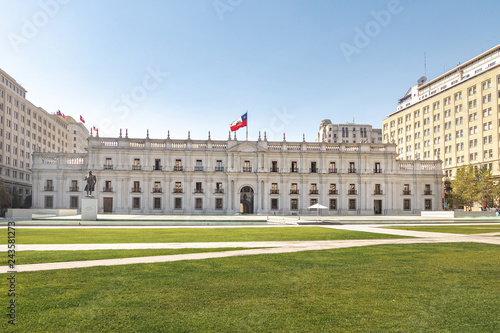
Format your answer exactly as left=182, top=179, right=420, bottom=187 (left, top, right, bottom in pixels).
left=80, top=115, right=85, bottom=123
left=230, top=112, right=247, bottom=132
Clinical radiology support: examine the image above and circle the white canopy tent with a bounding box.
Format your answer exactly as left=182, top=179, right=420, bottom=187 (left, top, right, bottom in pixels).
left=307, top=203, right=328, bottom=220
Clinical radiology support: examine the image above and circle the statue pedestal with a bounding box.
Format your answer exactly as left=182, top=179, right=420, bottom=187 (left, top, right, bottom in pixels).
left=82, top=197, right=98, bottom=221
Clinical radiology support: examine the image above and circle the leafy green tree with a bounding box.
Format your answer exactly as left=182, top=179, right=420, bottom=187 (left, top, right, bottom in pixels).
left=0, top=178, right=13, bottom=216
left=451, top=164, right=479, bottom=209
left=476, top=166, right=496, bottom=208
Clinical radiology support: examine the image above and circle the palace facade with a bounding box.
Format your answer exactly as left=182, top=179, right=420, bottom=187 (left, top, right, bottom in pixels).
left=31, top=133, right=442, bottom=215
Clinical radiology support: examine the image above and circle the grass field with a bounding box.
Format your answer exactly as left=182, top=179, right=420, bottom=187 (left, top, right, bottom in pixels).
left=3, top=227, right=407, bottom=244
left=3, top=243, right=499, bottom=332
left=382, top=225, right=500, bottom=235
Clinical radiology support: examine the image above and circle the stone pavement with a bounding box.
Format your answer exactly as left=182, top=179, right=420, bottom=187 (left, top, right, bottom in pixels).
left=1, top=224, right=499, bottom=273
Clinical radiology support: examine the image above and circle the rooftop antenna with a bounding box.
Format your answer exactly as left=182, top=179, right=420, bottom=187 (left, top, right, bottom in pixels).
left=424, top=52, right=427, bottom=77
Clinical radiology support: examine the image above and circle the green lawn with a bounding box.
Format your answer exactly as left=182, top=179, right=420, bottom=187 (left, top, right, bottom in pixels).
left=4, top=227, right=407, bottom=244
left=383, top=225, right=500, bottom=235
left=14, top=248, right=255, bottom=265
left=4, top=243, right=499, bottom=332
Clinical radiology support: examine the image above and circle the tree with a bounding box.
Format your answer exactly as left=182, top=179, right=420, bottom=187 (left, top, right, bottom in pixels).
left=0, top=178, right=13, bottom=217
left=451, top=164, right=479, bottom=209
left=476, top=166, right=496, bottom=208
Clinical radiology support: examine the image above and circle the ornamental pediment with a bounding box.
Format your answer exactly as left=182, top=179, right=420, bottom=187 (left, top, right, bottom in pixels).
left=226, top=142, right=267, bottom=153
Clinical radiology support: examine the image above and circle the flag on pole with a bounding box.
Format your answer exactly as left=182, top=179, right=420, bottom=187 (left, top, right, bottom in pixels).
left=80, top=115, right=85, bottom=123
left=93, top=126, right=98, bottom=133
left=230, top=112, right=247, bottom=132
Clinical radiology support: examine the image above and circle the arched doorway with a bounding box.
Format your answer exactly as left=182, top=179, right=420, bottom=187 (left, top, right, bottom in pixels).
left=240, top=186, right=254, bottom=214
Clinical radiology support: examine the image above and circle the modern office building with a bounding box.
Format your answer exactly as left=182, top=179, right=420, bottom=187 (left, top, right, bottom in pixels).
left=382, top=44, right=500, bottom=178
left=31, top=132, right=442, bottom=215
left=318, top=119, right=382, bottom=144
left=0, top=68, right=89, bottom=205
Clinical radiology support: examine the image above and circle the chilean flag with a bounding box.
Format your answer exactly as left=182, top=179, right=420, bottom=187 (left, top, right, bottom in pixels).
left=230, top=112, right=247, bottom=132
left=80, top=115, right=85, bottom=123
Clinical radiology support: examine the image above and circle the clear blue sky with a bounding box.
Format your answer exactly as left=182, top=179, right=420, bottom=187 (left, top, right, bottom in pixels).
left=0, top=0, right=498, bottom=141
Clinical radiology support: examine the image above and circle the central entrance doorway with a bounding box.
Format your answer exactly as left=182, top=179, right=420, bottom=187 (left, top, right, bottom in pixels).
left=240, top=186, right=254, bottom=214
left=374, top=200, right=382, bottom=215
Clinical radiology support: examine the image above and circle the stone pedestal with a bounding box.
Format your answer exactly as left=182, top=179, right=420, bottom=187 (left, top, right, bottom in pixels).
left=82, top=197, right=98, bottom=221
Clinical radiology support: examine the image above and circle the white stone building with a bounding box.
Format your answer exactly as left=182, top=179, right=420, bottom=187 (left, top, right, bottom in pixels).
left=318, top=120, right=382, bottom=144
left=31, top=133, right=442, bottom=215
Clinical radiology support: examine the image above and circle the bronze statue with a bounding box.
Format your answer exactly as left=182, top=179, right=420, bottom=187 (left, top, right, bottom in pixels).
left=84, top=171, right=96, bottom=196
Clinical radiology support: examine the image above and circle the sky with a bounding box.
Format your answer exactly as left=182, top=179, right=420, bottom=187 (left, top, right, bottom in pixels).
left=0, top=0, right=499, bottom=142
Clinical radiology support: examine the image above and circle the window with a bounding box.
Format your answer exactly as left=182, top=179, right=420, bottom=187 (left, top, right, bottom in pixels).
left=174, top=198, right=182, bottom=209
left=271, top=183, right=279, bottom=194
left=374, top=184, right=382, bottom=195
left=154, top=159, right=161, bottom=171
left=403, top=199, right=411, bottom=211
left=243, top=160, right=251, bottom=172
left=403, top=184, right=410, bottom=195
left=195, top=198, right=203, bottom=210
left=174, top=159, right=183, bottom=171
left=290, top=198, right=298, bottom=210
left=215, top=182, right=223, bottom=193
left=44, top=195, right=53, bottom=209
left=424, top=184, right=431, bottom=195
left=271, top=161, right=278, bottom=172
left=215, top=198, right=223, bottom=210
left=132, top=197, right=141, bottom=209
left=329, top=199, right=337, bottom=210
left=348, top=184, right=356, bottom=195
left=195, top=182, right=203, bottom=193
left=271, top=198, right=278, bottom=210
left=70, top=196, right=78, bottom=209
left=329, top=183, right=337, bottom=195
left=329, top=161, right=337, bottom=173
left=374, top=162, right=381, bottom=173
left=310, top=183, right=318, bottom=194
left=195, top=160, right=203, bottom=171
left=310, top=161, right=317, bottom=173
left=105, top=158, right=112, bottom=169
left=132, top=181, right=141, bottom=192
left=349, top=162, right=356, bottom=173
left=216, top=160, right=223, bottom=172
left=104, top=181, right=112, bottom=192
left=153, top=181, right=162, bottom=193
left=424, top=199, right=432, bottom=210
left=290, top=183, right=298, bottom=194
left=45, top=179, right=53, bottom=191
left=310, top=198, right=318, bottom=207
left=70, top=180, right=78, bottom=192
left=174, top=182, right=182, bottom=193
left=291, top=161, right=298, bottom=173
left=348, top=199, right=356, bottom=211
left=133, top=158, right=141, bottom=170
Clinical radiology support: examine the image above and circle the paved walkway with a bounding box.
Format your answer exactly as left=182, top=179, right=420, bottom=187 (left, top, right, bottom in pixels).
left=2, top=225, right=499, bottom=273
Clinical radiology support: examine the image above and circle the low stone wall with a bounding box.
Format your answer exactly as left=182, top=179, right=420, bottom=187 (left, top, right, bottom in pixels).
left=6, top=209, right=78, bottom=219
left=421, top=211, right=455, bottom=218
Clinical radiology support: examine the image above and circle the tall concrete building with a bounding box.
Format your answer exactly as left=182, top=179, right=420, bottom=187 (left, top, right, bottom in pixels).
left=318, top=119, right=382, bottom=144
left=0, top=68, right=89, bottom=206
left=382, top=45, right=500, bottom=178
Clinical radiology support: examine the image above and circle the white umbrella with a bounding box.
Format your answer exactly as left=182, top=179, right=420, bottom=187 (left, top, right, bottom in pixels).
left=307, top=203, right=328, bottom=220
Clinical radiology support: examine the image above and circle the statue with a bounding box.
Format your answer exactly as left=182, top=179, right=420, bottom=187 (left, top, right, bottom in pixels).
left=84, top=171, right=96, bottom=196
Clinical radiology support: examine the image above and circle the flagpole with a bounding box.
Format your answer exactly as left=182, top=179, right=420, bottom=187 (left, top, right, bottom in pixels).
left=246, top=110, right=248, bottom=141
